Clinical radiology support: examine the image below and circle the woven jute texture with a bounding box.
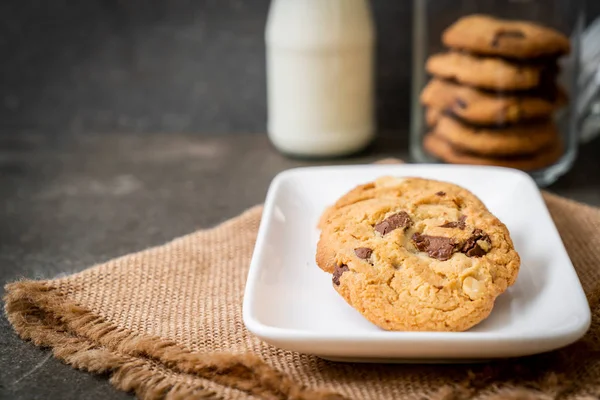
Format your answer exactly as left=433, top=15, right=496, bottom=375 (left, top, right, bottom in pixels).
left=5, top=164, right=600, bottom=399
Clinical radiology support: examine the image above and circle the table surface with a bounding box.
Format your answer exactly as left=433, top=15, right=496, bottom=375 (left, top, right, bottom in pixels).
left=1, top=132, right=599, bottom=400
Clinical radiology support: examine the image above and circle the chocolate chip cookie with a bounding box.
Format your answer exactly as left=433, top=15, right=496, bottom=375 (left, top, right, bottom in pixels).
left=442, top=14, right=570, bottom=59
left=426, top=52, right=556, bottom=91
left=424, top=132, right=563, bottom=171
left=433, top=114, right=559, bottom=156
left=316, top=177, right=520, bottom=332
left=421, top=79, right=566, bottom=125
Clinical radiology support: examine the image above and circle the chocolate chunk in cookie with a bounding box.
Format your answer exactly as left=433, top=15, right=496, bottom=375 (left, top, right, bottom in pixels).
left=436, top=191, right=446, bottom=196
left=454, top=98, right=468, bottom=109
left=441, top=215, right=466, bottom=229
left=462, top=229, right=492, bottom=257
left=412, top=233, right=458, bottom=261
left=354, top=247, right=373, bottom=259
left=374, top=211, right=413, bottom=235
left=332, top=264, right=349, bottom=286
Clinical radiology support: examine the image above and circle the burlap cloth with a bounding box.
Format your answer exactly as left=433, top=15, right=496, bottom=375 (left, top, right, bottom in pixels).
left=5, top=160, right=600, bottom=400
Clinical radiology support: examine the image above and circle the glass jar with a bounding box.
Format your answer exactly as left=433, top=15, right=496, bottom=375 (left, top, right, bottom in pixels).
left=265, top=0, right=375, bottom=158
left=409, top=0, right=598, bottom=186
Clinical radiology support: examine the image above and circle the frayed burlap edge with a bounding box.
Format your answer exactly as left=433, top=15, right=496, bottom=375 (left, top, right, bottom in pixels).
left=5, top=256, right=587, bottom=400
left=4, top=275, right=346, bottom=400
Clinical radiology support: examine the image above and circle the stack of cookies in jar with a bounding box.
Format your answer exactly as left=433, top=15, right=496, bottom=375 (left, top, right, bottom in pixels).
left=421, top=14, right=570, bottom=171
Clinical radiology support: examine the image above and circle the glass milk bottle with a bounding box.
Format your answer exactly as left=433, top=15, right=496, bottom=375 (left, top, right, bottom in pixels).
left=265, top=0, right=376, bottom=158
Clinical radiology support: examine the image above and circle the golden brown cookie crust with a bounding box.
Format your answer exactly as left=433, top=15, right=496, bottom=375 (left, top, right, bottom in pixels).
left=433, top=115, right=559, bottom=156
left=426, top=52, right=554, bottom=91
left=421, top=79, right=565, bottom=125
left=316, top=177, right=521, bottom=332
left=442, top=14, right=570, bottom=59
left=424, top=132, right=563, bottom=171
left=425, top=108, right=442, bottom=127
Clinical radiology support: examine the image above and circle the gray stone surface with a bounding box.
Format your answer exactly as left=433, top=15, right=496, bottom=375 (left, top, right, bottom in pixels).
left=1, top=131, right=599, bottom=399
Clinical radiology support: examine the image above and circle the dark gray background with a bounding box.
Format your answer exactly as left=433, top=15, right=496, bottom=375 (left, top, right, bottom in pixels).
left=0, top=0, right=408, bottom=134
left=2, top=0, right=599, bottom=136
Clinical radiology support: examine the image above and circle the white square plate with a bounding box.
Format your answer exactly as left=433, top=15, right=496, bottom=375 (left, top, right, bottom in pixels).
left=242, top=164, right=590, bottom=362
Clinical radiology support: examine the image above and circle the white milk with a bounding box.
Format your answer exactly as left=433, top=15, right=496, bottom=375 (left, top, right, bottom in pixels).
left=265, top=0, right=375, bottom=157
